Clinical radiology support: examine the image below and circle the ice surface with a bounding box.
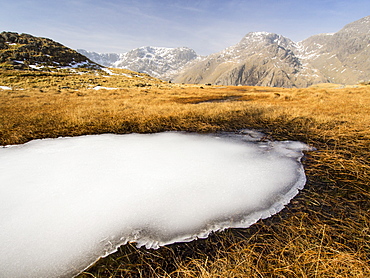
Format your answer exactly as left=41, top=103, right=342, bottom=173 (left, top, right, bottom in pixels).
left=29, top=64, right=44, bottom=70
left=0, top=85, right=12, bottom=90
left=92, top=85, right=119, bottom=90
left=0, top=132, right=311, bottom=278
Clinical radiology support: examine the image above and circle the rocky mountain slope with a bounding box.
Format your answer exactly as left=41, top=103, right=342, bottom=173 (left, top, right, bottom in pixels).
left=174, top=15, right=370, bottom=87
left=0, top=32, right=100, bottom=70
left=297, top=16, right=370, bottom=85
left=174, top=32, right=326, bottom=87
left=78, top=46, right=198, bottom=80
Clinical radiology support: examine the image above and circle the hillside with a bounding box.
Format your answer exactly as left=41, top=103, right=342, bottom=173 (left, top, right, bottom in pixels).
left=0, top=32, right=101, bottom=70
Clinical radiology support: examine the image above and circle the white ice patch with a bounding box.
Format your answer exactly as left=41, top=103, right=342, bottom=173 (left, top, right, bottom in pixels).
left=0, top=132, right=311, bottom=278
left=0, top=85, right=12, bottom=90
left=29, top=64, right=44, bottom=70
left=101, top=68, right=117, bottom=75
left=92, top=85, right=119, bottom=90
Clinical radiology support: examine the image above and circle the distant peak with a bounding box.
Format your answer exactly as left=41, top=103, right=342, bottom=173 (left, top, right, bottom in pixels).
left=242, top=31, right=289, bottom=42
left=236, top=31, right=292, bottom=49
left=248, top=31, right=272, bottom=36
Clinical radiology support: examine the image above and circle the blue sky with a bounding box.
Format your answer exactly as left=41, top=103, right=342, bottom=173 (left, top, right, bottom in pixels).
left=1, top=0, right=369, bottom=55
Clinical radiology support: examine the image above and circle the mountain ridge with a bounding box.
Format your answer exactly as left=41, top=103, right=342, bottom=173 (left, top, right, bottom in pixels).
left=174, top=31, right=327, bottom=87
left=174, top=15, right=370, bottom=87
left=80, top=15, right=369, bottom=87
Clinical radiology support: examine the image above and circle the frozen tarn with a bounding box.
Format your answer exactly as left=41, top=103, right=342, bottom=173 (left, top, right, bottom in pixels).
left=0, top=132, right=312, bottom=278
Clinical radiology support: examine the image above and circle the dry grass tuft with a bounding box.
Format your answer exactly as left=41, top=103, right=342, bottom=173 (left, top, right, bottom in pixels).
left=1, top=69, right=369, bottom=277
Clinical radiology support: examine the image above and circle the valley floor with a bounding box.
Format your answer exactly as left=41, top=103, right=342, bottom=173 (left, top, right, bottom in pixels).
left=1, top=69, right=369, bottom=277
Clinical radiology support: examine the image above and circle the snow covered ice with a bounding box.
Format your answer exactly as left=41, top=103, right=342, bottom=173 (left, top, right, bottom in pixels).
left=0, top=132, right=311, bottom=278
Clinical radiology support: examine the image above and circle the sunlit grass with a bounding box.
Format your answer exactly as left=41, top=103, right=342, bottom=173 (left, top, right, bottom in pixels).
left=1, top=69, right=369, bottom=277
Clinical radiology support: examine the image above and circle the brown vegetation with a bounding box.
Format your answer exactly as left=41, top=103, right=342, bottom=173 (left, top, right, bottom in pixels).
left=0, top=31, right=100, bottom=69
left=0, top=69, right=369, bottom=277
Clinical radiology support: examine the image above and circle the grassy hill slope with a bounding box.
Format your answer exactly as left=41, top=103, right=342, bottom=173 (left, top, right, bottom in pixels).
left=0, top=31, right=100, bottom=70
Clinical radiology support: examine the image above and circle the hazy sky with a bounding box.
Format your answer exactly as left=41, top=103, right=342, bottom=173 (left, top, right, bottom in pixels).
left=1, top=0, right=369, bottom=55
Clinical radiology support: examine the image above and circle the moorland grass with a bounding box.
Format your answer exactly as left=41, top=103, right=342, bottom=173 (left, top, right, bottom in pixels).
left=0, top=69, right=369, bottom=277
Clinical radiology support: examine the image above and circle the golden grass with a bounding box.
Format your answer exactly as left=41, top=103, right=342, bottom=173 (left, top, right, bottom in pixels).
left=1, top=69, right=369, bottom=277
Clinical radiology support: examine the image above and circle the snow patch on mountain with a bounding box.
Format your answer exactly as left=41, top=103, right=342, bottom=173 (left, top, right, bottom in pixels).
left=78, top=46, right=199, bottom=80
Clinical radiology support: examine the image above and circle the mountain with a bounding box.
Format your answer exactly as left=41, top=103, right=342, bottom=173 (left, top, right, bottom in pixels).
left=174, top=32, right=326, bottom=87
left=77, top=49, right=119, bottom=68
left=8, top=15, right=366, bottom=87
left=0, top=32, right=101, bottom=70
left=174, top=15, right=370, bottom=87
left=78, top=46, right=199, bottom=80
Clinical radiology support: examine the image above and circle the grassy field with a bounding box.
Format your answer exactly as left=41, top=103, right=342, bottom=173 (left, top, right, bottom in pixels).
left=1, top=69, right=369, bottom=277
